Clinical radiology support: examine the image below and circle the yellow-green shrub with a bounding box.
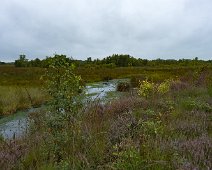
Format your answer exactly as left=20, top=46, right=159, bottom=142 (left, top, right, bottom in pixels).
left=138, top=79, right=171, bottom=98
left=138, top=80, right=155, bottom=98
left=157, top=80, right=171, bottom=95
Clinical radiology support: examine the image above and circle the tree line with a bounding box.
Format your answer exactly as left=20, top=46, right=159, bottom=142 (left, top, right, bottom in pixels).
left=13, top=54, right=212, bottom=68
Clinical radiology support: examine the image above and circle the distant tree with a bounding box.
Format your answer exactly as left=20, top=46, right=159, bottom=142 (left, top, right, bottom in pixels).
left=143, top=59, right=148, bottom=66
left=34, top=58, right=41, bottom=66
left=101, top=54, right=138, bottom=67
left=28, top=58, right=41, bottom=67
left=87, top=57, right=92, bottom=63
left=40, top=57, right=52, bottom=68
left=14, top=54, right=28, bottom=67
left=0, top=61, right=5, bottom=65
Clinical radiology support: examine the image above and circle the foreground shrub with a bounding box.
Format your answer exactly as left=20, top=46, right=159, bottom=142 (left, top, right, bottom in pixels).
left=41, top=55, right=84, bottom=166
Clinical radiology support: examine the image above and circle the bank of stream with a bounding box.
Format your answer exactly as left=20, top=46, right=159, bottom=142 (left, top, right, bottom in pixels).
left=0, top=79, right=128, bottom=140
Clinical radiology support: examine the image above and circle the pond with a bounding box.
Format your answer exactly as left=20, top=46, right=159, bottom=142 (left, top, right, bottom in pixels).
left=0, top=79, right=128, bottom=140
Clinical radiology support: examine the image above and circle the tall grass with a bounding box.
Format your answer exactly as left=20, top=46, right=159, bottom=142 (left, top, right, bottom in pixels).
left=0, top=65, right=44, bottom=86
left=0, top=86, right=49, bottom=116
left=1, top=65, right=209, bottom=85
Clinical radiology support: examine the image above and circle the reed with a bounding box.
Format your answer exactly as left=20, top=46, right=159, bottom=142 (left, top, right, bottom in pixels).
left=0, top=86, right=49, bottom=116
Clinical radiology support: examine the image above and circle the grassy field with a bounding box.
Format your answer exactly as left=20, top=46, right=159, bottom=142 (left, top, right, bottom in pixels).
left=1, top=65, right=210, bottom=85
left=0, top=64, right=211, bottom=169
left=0, top=65, right=211, bottom=116
left=0, top=65, right=200, bottom=116
left=0, top=65, right=44, bottom=86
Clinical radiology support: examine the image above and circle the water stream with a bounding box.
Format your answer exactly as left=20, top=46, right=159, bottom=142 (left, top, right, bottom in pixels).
left=0, top=79, right=127, bottom=140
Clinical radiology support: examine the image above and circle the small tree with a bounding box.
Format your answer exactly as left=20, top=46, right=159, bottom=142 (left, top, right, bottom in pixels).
left=44, top=54, right=83, bottom=120
left=43, top=55, right=84, bottom=165
left=14, top=54, right=28, bottom=67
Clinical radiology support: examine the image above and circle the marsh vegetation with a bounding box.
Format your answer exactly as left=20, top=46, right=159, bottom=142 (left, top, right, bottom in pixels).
left=0, top=55, right=211, bottom=169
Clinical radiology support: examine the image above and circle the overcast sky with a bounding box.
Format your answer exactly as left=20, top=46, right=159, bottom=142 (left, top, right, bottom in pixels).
left=0, top=0, right=212, bottom=62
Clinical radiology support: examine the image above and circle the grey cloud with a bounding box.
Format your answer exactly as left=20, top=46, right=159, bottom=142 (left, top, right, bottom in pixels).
left=0, top=0, right=212, bottom=61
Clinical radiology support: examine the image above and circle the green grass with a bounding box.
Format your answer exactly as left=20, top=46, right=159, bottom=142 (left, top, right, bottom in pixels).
left=0, top=86, right=49, bottom=116
left=0, top=65, right=44, bottom=86
left=1, top=65, right=210, bottom=86
left=0, top=65, right=185, bottom=116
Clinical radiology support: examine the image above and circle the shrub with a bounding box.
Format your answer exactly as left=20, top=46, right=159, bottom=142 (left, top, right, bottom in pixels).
left=44, top=55, right=83, bottom=116
left=41, top=55, right=84, bottom=165
left=138, top=79, right=172, bottom=98
left=157, top=80, right=171, bottom=95
left=138, top=80, right=155, bottom=98
left=141, top=120, right=164, bottom=137
left=113, top=145, right=142, bottom=169
left=116, top=82, right=131, bottom=92
left=182, top=98, right=212, bottom=112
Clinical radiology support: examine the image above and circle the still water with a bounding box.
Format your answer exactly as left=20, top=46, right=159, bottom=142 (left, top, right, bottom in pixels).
left=0, top=79, right=126, bottom=139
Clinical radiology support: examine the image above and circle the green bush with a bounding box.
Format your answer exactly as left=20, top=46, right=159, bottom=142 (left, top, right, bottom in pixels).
left=138, top=80, right=155, bottom=98
left=181, top=98, right=212, bottom=112
left=157, top=80, right=171, bottom=95
left=138, top=79, right=171, bottom=98
left=41, top=55, right=84, bottom=165
left=113, top=145, right=142, bottom=169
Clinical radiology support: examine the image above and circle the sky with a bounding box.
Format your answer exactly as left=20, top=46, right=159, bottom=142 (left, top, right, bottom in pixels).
left=0, top=0, right=212, bottom=62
